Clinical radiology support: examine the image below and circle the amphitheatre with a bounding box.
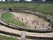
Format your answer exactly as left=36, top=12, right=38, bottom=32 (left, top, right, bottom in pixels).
left=0, top=3, right=53, bottom=40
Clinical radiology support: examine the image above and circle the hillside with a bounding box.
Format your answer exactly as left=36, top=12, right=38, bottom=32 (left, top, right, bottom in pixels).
left=0, top=3, right=53, bottom=15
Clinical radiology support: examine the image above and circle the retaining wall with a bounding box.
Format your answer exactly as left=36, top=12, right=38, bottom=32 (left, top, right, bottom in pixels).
left=0, top=9, right=53, bottom=33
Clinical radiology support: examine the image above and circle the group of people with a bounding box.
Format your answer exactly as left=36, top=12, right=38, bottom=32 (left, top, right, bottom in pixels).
left=16, top=13, right=51, bottom=30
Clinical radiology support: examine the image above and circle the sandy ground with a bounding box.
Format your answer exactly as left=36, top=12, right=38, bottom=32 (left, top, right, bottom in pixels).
left=11, top=12, right=52, bottom=30
left=0, top=33, right=20, bottom=39
left=0, top=24, right=53, bottom=37
left=0, top=25, right=34, bottom=40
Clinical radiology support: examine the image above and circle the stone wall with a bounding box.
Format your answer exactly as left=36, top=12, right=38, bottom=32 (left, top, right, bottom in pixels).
left=0, top=8, right=53, bottom=33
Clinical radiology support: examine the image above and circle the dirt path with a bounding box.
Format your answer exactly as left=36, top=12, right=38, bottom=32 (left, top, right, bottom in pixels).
left=0, top=33, right=20, bottom=39
left=11, top=12, right=51, bottom=30
left=0, top=24, right=53, bottom=37
left=0, top=25, right=22, bottom=35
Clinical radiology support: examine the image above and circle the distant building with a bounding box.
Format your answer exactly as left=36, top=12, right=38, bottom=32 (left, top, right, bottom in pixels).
left=42, top=0, right=46, bottom=2
left=0, top=0, right=53, bottom=2
left=0, top=0, right=5, bottom=2
left=24, top=0, right=32, bottom=2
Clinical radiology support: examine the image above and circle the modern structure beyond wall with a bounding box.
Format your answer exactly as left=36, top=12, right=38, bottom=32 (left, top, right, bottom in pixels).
left=0, top=0, right=53, bottom=2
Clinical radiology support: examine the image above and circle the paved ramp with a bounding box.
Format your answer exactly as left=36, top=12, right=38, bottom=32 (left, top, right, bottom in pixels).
left=0, top=24, right=53, bottom=37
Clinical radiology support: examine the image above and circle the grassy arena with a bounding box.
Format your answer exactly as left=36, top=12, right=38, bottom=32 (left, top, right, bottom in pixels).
left=0, top=3, right=53, bottom=28
left=0, top=35, right=18, bottom=40
left=1, top=12, right=28, bottom=27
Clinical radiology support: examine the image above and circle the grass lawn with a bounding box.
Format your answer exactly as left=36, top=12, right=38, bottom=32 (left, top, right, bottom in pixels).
left=1, top=12, right=28, bottom=27
left=0, top=35, right=18, bottom=40
left=0, top=3, right=53, bottom=18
